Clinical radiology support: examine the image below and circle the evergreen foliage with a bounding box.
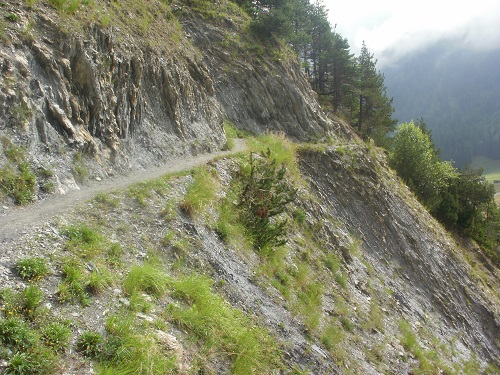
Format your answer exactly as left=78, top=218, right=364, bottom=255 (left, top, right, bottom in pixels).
left=356, top=42, right=397, bottom=146
left=231, top=0, right=396, bottom=145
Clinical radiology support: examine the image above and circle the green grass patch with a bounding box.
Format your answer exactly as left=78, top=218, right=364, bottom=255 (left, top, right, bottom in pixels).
left=0, top=305, right=61, bottom=374
left=71, top=152, right=89, bottom=183
left=127, top=178, right=171, bottom=207
left=398, top=319, right=456, bottom=373
left=0, top=140, right=36, bottom=205
left=247, top=132, right=299, bottom=180
left=166, top=274, right=282, bottom=373
left=123, top=263, right=169, bottom=298
left=362, top=300, right=385, bottom=332
left=93, top=192, right=120, bottom=209
left=215, top=185, right=250, bottom=250
left=321, top=320, right=345, bottom=352
left=179, top=166, right=218, bottom=216
left=106, top=242, right=125, bottom=268
left=16, top=257, right=49, bottom=282
left=96, top=313, right=177, bottom=374
left=62, top=224, right=104, bottom=259
left=57, top=258, right=90, bottom=306
left=224, top=120, right=253, bottom=139
left=86, top=268, right=113, bottom=295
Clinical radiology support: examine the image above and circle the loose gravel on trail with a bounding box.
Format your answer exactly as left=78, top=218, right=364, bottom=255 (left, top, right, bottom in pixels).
left=0, top=140, right=246, bottom=244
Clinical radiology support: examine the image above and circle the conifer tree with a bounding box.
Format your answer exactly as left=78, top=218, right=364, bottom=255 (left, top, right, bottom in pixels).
left=356, top=42, right=396, bottom=145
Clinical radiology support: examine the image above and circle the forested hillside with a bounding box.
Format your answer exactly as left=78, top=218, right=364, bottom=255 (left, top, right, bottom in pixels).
left=234, top=0, right=396, bottom=146
left=383, top=40, right=500, bottom=166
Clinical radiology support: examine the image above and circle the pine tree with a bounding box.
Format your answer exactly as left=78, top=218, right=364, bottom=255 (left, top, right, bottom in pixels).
left=356, top=42, right=396, bottom=146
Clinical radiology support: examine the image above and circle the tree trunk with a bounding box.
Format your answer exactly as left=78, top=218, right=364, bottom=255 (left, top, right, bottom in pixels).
left=358, top=94, right=363, bottom=132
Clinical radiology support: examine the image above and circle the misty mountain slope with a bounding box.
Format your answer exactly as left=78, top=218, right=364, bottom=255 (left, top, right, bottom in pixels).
left=0, top=1, right=499, bottom=374
left=383, top=41, right=500, bottom=166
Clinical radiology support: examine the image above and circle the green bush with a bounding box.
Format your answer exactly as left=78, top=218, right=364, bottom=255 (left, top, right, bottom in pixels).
left=238, top=149, right=297, bottom=251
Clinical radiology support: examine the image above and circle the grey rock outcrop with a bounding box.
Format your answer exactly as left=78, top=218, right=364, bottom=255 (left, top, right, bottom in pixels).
left=299, top=145, right=500, bottom=367
left=0, top=3, right=334, bottom=197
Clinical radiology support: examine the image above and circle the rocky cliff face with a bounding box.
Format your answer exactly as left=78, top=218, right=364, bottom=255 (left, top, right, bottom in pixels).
left=0, top=0, right=330, bottom=197
left=299, top=145, right=500, bottom=367
left=0, top=1, right=498, bottom=374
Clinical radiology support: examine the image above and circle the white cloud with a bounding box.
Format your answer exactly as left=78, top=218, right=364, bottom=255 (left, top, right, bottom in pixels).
left=323, top=0, right=500, bottom=66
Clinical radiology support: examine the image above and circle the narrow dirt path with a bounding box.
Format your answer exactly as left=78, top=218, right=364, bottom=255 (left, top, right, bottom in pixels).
left=0, top=140, right=247, bottom=244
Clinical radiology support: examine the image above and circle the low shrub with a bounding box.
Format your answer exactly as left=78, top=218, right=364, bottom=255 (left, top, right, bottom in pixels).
left=238, top=149, right=297, bottom=251
left=76, top=330, right=104, bottom=358
left=41, top=322, right=71, bottom=352
left=16, top=257, right=49, bottom=282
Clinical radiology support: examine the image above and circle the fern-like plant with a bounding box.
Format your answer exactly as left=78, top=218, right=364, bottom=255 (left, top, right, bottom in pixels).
left=238, top=149, right=297, bottom=251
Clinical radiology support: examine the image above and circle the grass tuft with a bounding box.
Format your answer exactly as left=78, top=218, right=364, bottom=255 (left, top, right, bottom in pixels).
left=179, top=167, right=218, bottom=216
left=62, top=224, right=103, bottom=259
left=166, top=274, right=282, bottom=373
left=123, top=263, right=169, bottom=298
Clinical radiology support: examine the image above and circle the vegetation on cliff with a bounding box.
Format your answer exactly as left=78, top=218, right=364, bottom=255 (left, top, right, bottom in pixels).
left=390, top=121, right=500, bottom=265
left=0, top=1, right=499, bottom=374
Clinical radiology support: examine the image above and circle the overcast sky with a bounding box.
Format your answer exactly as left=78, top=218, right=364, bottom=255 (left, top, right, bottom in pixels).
left=322, top=0, right=500, bottom=67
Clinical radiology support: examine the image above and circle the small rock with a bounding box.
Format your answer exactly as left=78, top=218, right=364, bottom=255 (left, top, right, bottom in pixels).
left=155, top=330, right=181, bottom=351
left=95, top=176, right=102, bottom=181
left=311, top=344, right=327, bottom=359
left=136, top=312, right=154, bottom=322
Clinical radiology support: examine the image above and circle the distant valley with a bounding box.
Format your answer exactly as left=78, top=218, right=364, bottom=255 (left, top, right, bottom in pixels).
left=383, top=40, right=500, bottom=168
